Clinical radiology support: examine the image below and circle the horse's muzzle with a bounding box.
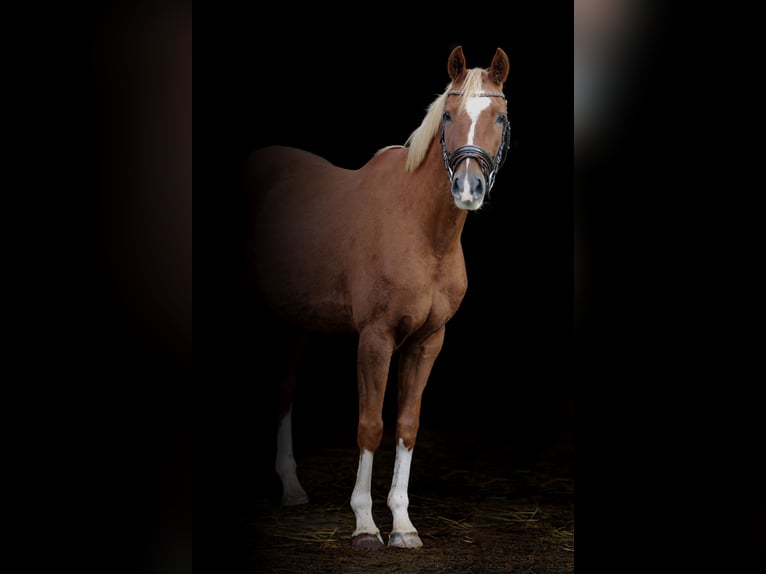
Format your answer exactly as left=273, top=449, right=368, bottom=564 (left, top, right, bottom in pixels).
left=450, top=173, right=486, bottom=211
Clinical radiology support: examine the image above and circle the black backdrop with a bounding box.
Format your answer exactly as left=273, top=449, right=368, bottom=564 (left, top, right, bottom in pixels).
left=17, top=3, right=764, bottom=572
left=197, top=6, right=573, bottom=570
left=75, top=5, right=765, bottom=571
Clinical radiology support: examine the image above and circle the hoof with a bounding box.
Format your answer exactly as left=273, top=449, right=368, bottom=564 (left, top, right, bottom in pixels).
left=388, top=531, right=423, bottom=548
left=281, top=490, right=309, bottom=506
left=351, top=532, right=384, bottom=549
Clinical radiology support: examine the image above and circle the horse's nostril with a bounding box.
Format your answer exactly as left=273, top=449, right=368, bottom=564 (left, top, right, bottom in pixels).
left=451, top=177, right=462, bottom=195
left=473, top=178, right=484, bottom=197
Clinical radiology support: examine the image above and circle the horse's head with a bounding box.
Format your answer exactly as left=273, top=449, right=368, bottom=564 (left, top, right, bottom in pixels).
left=442, top=46, right=510, bottom=210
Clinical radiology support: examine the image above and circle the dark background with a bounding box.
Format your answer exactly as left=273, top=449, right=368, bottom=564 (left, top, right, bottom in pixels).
left=197, top=6, right=764, bottom=571
left=74, top=4, right=764, bottom=573
left=196, top=5, right=573, bottom=572
left=6, top=3, right=762, bottom=573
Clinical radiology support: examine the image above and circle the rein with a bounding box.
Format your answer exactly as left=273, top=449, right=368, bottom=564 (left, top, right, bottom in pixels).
left=440, top=90, right=511, bottom=192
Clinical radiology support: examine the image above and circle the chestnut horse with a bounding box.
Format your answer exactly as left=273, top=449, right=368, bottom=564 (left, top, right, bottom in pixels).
left=246, top=46, right=510, bottom=549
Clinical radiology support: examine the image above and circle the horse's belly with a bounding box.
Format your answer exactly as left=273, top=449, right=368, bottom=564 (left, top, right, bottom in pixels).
left=252, top=247, right=355, bottom=332
left=267, top=290, right=356, bottom=333
left=253, top=246, right=355, bottom=333
left=249, top=156, right=358, bottom=332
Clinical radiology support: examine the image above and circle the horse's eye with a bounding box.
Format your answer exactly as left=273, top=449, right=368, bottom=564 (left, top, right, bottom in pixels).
left=443, top=111, right=452, bottom=122
left=496, top=114, right=506, bottom=124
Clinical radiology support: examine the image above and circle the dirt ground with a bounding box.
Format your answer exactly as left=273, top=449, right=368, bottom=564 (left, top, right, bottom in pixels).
left=240, top=421, right=574, bottom=573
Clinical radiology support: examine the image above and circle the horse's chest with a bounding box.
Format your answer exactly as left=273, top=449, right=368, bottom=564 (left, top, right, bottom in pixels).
left=406, top=265, right=467, bottom=330
left=429, top=273, right=466, bottom=321
left=350, top=250, right=467, bottom=336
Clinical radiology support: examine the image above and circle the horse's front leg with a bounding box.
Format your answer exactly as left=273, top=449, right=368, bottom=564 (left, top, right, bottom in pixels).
left=350, top=326, right=395, bottom=549
left=388, top=326, right=445, bottom=549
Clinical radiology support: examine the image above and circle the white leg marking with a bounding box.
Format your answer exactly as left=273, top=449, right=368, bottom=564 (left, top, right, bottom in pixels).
left=460, top=96, right=492, bottom=202
left=388, top=438, right=416, bottom=534
left=350, top=449, right=381, bottom=539
left=275, top=407, right=308, bottom=505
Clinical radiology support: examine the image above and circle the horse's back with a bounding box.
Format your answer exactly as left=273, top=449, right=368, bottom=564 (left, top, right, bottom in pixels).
left=245, top=146, right=361, bottom=332
left=249, top=144, right=333, bottom=178
left=247, top=146, right=336, bottom=203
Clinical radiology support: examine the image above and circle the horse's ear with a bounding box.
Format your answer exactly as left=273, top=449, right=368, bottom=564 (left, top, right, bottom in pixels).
left=489, top=47, right=510, bottom=86
left=448, top=46, right=467, bottom=84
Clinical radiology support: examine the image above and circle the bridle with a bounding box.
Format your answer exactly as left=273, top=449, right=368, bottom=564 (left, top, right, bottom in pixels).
left=440, top=89, right=511, bottom=192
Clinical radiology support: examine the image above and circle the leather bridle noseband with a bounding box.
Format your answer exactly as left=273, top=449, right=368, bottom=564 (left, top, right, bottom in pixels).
left=440, top=89, right=511, bottom=192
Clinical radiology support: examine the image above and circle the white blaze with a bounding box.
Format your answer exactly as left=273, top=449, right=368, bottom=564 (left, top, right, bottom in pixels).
left=387, top=438, right=417, bottom=534
left=461, top=96, right=492, bottom=201
left=350, top=449, right=380, bottom=538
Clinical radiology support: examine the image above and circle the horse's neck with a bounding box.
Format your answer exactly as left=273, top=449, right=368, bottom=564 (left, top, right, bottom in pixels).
left=411, top=140, right=468, bottom=257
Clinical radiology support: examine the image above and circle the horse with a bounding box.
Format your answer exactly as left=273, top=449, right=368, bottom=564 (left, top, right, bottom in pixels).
left=245, top=45, right=511, bottom=549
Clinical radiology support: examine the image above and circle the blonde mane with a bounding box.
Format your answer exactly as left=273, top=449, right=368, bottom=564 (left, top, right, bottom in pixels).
left=401, top=68, right=488, bottom=172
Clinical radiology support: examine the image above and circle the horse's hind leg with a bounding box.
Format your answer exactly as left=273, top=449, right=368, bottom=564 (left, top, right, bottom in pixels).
left=275, top=332, right=309, bottom=506
left=387, top=326, right=446, bottom=548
